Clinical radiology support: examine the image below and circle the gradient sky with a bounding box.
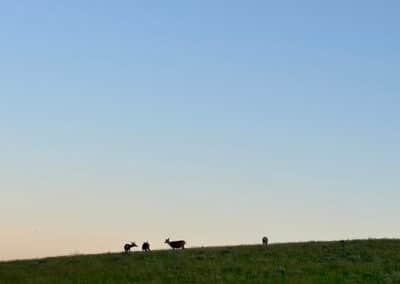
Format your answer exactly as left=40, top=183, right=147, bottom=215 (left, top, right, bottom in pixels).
left=1, top=0, right=400, bottom=260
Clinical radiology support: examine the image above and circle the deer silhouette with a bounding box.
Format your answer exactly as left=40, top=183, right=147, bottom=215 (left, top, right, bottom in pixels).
left=165, top=238, right=186, bottom=250
left=124, top=242, right=137, bottom=253
left=142, top=242, right=151, bottom=252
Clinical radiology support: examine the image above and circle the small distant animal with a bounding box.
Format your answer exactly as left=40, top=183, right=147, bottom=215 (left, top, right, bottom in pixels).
left=142, top=242, right=151, bottom=252
left=124, top=242, right=137, bottom=253
left=165, top=238, right=186, bottom=250
left=262, top=236, right=269, bottom=246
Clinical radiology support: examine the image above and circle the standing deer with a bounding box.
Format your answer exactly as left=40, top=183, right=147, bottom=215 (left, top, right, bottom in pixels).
left=142, top=242, right=151, bottom=252
left=165, top=238, right=186, bottom=250
left=262, top=236, right=269, bottom=247
left=124, top=242, right=137, bottom=253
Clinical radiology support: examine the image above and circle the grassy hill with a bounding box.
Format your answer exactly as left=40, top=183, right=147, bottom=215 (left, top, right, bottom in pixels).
left=1, top=239, right=400, bottom=284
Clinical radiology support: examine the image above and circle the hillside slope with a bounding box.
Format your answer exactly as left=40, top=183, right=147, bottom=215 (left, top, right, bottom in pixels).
left=1, top=239, right=400, bottom=284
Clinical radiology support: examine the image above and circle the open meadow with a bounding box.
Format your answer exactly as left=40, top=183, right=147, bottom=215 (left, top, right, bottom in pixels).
left=1, top=239, right=400, bottom=284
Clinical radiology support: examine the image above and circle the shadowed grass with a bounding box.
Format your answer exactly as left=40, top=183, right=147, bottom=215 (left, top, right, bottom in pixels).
left=1, top=239, right=400, bottom=283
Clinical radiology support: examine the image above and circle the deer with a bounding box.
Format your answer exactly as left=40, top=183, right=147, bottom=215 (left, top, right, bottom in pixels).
left=262, top=236, right=269, bottom=247
left=165, top=238, right=186, bottom=250
left=124, top=242, right=137, bottom=253
left=142, top=241, right=151, bottom=252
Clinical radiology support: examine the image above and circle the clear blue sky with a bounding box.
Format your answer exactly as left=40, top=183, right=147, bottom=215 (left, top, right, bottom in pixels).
left=1, top=0, right=399, bottom=260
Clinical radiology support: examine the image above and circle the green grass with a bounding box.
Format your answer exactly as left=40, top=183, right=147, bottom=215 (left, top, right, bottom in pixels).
left=1, top=239, right=400, bottom=284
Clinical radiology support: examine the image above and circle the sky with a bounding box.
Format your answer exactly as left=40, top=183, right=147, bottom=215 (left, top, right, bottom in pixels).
left=1, top=0, right=399, bottom=260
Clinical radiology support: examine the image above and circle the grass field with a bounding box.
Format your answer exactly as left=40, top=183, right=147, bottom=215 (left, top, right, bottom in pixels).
left=1, top=239, right=400, bottom=284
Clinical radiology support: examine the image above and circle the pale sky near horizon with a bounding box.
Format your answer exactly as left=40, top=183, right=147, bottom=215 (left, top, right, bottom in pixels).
left=1, top=1, right=400, bottom=260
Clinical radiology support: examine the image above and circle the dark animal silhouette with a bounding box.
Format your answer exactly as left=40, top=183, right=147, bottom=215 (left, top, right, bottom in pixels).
left=124, top=242, right=137, bottom=253
left=142, top=242, right=151, bottom=252
left=165, top=238, right=186, bottom=250
left=262, top=236, right=269, bottom=246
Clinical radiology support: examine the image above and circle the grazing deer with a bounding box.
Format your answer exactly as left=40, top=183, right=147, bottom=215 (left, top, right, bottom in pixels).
left=262, top=236, right=269, bottom=246
left=142, top=242, right=151, bottom=252
left=124, top=242, right=137, bottom=253
left=165, top=238, right=186, bottom=250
